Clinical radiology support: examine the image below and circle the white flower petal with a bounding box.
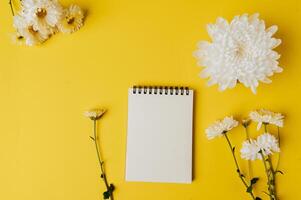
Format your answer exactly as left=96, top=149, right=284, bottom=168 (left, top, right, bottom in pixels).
left=266, top=25, right=278, bottom=36
left=240, top=139, right=261, bottom=160
left=257, top=133, right=280, bottom=155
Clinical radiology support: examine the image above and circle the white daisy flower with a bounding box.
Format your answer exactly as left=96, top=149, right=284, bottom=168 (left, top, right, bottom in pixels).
left=22, top=0, right=63, bottom=36
left=13, top=14, right=48, bottom=46
left=84, top=109, right=106, bottom=120
left=57, top=4, right=85, bottom=34
left=194, top=13, right=283, bottom=94
left=205, top=116, right=238, bottom=140
left=240, top=133, right=280, bottom=160
left=240, top=139, right=261, bottom=160
left=257, top=133, right=280, bottom=156
left=249, top=109, right=284, bottom=130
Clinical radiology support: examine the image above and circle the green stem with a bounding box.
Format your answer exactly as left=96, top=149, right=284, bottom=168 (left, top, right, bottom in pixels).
left=93, top=120, right=114, bottom=200
left=267, top=156, right=277, bottom=200
left=275, top=127, right=281, bottom=171
left=264, top=123, right=268, bottom=132
left=244, top=127, right=252, bottom=179
left=9, top=0, right=15, bottom=16
left=224, top=133, right=256, bottom=200
left=260, top=152, right=275, bottom=200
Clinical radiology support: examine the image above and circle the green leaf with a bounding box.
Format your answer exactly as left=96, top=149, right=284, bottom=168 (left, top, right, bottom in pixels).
left=246, top=185, right=253, bottom=193
left=251, top=177, right=259, bottom=185
left=89, top=136, right=95, bottom=141
left=275, top=170, right=284, bottom=175
left=109, top=184, right=115, bottom=192
left=263, top=191, right=272, bottom=197
left=255, top=197, right=262, bottom=200
left=103, top=191, right=110, bottom=199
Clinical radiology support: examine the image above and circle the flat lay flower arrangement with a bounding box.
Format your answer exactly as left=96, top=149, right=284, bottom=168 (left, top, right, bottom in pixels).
left=10, top=0, right=85, bottom=46
left=206, top=109, right=284, bottom=200
left=5, top=0, right=286, bottom=197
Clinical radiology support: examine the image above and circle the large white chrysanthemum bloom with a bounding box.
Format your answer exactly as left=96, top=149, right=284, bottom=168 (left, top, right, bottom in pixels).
left=57, top=4, right=85, bottom=34
left=194, top=13, right=283, bottom=94
left=257, top=133, right=280, bottom=155
left=22, top=0, right=63, bottom=36
left=13, top=14, right=48, bottom=46
left=205, top=116, right=238, bottom=140
left=249, top=109, right=284, bottom=130
left=240, top=139, right=261, bottom=160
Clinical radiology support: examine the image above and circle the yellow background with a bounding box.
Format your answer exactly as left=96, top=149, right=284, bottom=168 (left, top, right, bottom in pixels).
left=0, top=0, right=300, bottom=199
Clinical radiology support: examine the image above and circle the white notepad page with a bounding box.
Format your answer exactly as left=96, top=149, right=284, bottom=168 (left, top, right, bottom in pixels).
left=126, top=87, right=193, bottom=184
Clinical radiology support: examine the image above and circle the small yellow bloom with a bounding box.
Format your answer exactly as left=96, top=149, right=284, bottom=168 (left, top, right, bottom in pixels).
left=57, top=4, right=85, bottom=34
left=242, top=118, right=251, bottom=128
left=84, top=109, right=106, bottom=120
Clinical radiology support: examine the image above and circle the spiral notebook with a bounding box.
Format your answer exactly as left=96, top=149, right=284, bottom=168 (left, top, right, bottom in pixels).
left=125, top=86, right=194, bottom=184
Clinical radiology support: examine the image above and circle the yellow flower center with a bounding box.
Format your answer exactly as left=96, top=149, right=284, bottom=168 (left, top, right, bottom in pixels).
left=66, top=17, right=75, bottom=25
left=28, top=26, right=39, bottom=35
left=36, top=8, right=47, bottom=18
left=235, top=44, right=246, bottom=58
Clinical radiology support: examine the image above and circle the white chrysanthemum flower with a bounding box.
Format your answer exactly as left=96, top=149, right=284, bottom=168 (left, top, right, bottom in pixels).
left=257, top=133, right=280, bottom=156
left=13, top=14, right=48, bottom=46
left=57, top=4, right=85, bottom=34
left=240, top=133, right=280, bottom=160
left=240, top=139, right=261, bottom=160
left=84, top=109, right=106, bottom=120
left=22, top=0, right=63, bottom=36
left=249, top=109, right=284, bottom=130
left=194, top=13, right=283, bottom=94
left=205, top=116, right=238, bottom=140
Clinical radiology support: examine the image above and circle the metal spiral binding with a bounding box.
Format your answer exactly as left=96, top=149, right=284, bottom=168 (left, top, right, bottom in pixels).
left=132, top=86, right=190, bottom=95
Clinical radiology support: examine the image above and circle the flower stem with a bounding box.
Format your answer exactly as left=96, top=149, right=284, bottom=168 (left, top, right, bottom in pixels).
left=224, top=133, right=256, bottom=200
left=267, top=156, right=277, bottom=200
left=264, top=123, right=268, bottom=132
left=9, top=0, right=15, bottom=16
left=244, top=127, right=252, bottom=179
left=92, top=120, right=114, bottom=200
left=275, top=127, right=281, bottom=171
left=260, top=152, right=277, bottom=200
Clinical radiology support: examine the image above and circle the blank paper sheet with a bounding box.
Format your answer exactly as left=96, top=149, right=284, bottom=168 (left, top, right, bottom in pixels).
left=125, top=87, right=194, bottom=184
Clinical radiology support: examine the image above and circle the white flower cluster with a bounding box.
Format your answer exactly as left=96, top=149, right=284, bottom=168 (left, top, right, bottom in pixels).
left=205, top=116, right=238, bottom=140
left=12, top=0, right=85, bottom=46
left=241, top=133, right=280, bottom=160
left=194, top=13, right=283, bottom=94
left=250, top=109, right=284, bottom=130
left=205, top=109, right=283, bottom=160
